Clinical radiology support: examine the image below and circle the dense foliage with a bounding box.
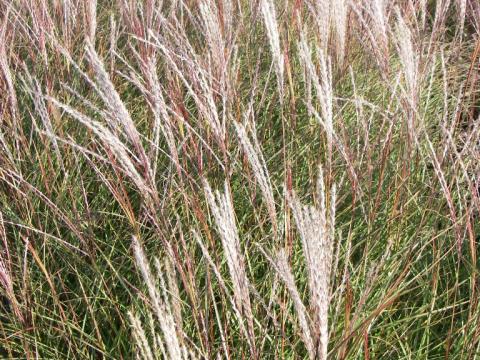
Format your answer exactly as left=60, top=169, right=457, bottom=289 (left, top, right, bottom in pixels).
left=0, top=0, right=479, bottom=358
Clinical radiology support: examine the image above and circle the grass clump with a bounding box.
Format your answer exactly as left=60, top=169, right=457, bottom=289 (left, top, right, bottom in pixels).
left=0, top=0, right=479, bottom=358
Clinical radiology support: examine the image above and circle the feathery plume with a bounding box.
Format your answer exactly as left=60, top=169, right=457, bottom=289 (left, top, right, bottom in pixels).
left=395, top=10, right=418, bottom=101
left=310, top=0, right=331, bottom=52
left=288, top=166, right=336, bottom=359
left=203, top=180, right=256, bottom=350
left=332, top=0, right=348, bottom=65
left=200, top=0, right=226, bottom=75
left=234, top=120, right=277, bottom=234
left=260, top=0, right=284, bottom=100
left=129, top=312, right=155, bottom=360
left=85, top=0, right=97, bottom=42
left=85, top=41, right=154, bottom=187
left=132, top=236, right=185, bottom=359
left=23, top=74, right=65, bottom=171
left=298, top=35, right=334, bottom=153
left=49, top=99, right=155, bottom=205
